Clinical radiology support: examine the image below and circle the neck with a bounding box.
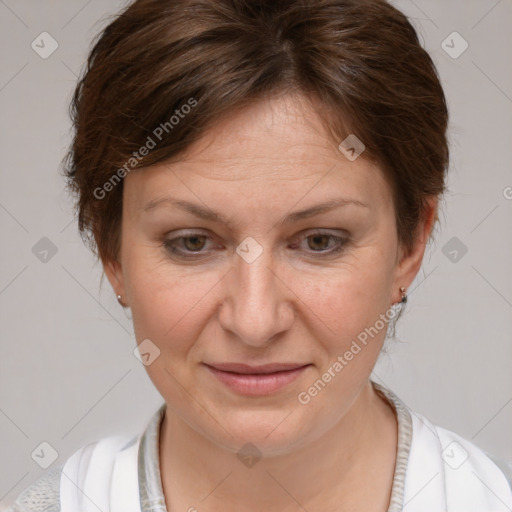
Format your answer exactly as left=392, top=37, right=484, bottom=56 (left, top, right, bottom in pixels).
left=159, top=380, right=397, bottom=512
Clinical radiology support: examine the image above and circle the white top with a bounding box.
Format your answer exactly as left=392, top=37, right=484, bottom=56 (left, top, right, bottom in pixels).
left=5, top=381, right=512, bottom=511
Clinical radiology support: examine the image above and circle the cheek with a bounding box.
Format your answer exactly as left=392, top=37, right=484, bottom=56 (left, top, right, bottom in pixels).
left=290, top=258, right=395, bottom=340
left=125, top=251, right=225, bottom=353
left=126, top=263, right=226, bottom=402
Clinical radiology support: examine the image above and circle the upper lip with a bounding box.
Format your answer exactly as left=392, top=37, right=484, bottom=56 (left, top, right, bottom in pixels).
left=205, top=362, right=310, bottom=375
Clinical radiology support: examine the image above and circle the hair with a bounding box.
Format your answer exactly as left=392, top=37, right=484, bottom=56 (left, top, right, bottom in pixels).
left=62, top=0, right=449, bottom=266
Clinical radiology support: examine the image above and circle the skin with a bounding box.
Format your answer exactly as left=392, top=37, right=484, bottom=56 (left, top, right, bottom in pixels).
left=105, top=92, right=436, bottom=512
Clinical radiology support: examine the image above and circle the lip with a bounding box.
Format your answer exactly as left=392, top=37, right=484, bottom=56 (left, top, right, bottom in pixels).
left=206, top=362, right=309, bottom=374
left=204, top=362, right=311, bottom=396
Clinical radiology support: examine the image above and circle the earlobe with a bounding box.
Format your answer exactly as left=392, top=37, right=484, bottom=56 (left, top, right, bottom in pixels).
left=103, top=258, right=127, bottom=306
left=393, top=197, right=438, bottom=302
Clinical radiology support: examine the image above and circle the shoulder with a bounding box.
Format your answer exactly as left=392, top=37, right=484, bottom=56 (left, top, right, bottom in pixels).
left=3, top=435, right=134, bottom=512
left=485, top=451, right=512, bottom=490
left=428, top=415, right=512, bottom=485
left=408, top=408, right=512, bottom=510
left=434, top=419, right=512, bottom=489
left=3, top=462, right=64, bottom=512
left=373, top=382, right=512, bottom=511
left=4, top=406, right=165, bottom=512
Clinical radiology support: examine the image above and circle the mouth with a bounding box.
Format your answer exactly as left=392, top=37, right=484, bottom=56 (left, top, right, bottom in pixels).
left=203, top=362, right=312, bottom=396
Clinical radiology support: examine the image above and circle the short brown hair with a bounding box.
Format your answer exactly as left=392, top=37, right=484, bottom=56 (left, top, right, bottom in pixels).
left=63, top=0, right=449, bottom=264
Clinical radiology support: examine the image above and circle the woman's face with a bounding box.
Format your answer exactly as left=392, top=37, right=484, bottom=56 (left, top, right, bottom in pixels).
left=106, top=93, right=428, bottom=455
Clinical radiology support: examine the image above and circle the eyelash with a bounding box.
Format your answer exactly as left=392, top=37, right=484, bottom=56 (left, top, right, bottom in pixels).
left=162, top=230, right=349, bottom=260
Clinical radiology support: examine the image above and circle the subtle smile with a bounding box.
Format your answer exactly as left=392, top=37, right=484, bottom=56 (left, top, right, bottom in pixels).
left=203, top=362, right=312, bottom=396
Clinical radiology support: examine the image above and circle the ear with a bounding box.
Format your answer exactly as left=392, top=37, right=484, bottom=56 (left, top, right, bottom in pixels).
left=392, top=196, right=437, bottom=302
left=103, top=256, right=128, bottom=307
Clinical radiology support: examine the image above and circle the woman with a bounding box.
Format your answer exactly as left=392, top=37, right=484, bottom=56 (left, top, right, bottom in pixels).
left=6, top=0, right=512, bottom=511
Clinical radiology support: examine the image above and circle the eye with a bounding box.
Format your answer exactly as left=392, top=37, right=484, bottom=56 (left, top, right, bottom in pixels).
left=163, top=230, right=349, bottom=261
left=291, top=231, right=349, bottom=256
left=163, top=232, right=214, bottom=259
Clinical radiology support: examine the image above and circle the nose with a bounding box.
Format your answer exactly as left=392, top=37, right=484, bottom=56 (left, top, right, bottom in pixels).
left=217, top=242, right=295, bottom=348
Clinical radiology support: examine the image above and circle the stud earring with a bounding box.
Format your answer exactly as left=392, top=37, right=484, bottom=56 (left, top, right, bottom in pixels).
left=399, top=287, right=407, bottom=304
left=117, top=294, right=126, bottom=307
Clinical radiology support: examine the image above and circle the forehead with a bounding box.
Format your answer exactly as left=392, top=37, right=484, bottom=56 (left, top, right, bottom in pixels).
left=124, top=93, right=391, bottom=215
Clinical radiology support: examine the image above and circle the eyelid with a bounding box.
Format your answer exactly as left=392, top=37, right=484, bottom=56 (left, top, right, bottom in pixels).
left=291, top=227, right=348, bottom=240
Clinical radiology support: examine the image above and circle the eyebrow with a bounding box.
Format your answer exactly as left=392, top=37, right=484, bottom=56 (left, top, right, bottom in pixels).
left=142, top=196, right=369, bottom=227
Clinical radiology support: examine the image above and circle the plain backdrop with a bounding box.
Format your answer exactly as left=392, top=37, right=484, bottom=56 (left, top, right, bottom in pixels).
left=1, top=0, right=511, bottom=507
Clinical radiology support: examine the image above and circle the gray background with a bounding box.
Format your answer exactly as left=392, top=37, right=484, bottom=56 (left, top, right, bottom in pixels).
left=1, top=0, right=511, bottom=507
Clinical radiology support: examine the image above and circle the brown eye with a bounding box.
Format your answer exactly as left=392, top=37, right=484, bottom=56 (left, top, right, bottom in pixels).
left=163, top=230, right=349, bottom=261
left=182, top=235, right=207, bottom=251
left=290, top=231, right=349, bottom=258
left=163, top=232, right=213, bottom=259
left=307, top=234, right=331, bottom=252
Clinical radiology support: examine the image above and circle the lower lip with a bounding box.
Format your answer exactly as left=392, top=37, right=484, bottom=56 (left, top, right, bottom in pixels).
left=205, top=365, right=310, bottom=396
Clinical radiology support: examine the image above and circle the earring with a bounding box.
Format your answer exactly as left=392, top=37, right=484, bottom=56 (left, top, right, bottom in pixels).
left=399, top=287, right=407, bottom=304
left=116, top=294, right=132, bottom=320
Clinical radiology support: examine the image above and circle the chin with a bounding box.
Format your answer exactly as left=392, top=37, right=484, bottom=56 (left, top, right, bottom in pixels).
left=193, top=407, right=320, bottom=458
